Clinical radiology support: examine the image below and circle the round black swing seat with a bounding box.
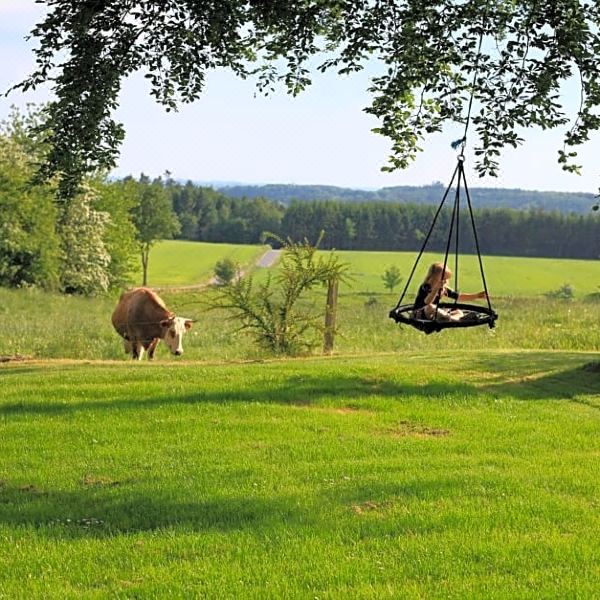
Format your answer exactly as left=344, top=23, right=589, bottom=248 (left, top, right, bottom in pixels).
left=389, top=302, right=498, bottom=335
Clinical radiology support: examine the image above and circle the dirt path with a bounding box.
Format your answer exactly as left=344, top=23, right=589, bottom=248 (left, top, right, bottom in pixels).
left=256, top=249, right=282, bottom=268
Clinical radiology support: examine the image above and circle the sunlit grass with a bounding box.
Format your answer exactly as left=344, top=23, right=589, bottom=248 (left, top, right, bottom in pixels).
left=326, top=250, right=599, bottom=298
left=1, top=352, right=599, bottom=597
left=130, top=240, right=268, bottom=287
left=2, top=242, right=599, bottom=596
left=1, top=287, right=598, bottom=361
left=136, top=242, right=600, bottom=298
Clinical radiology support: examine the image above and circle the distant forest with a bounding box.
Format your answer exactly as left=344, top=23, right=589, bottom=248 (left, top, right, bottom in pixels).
left=217, top=183, right=597, bottom=215
left=166, top=180, right=600, bottom=260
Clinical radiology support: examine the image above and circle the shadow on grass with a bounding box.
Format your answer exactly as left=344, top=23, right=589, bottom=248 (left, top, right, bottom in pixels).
left=1, top=356, right=596, bottom=417
left=481, top=361, right=600, bottom=406
left=0, top=486, right=308, bottom=539
left=0, top=373, right=480, bottom=416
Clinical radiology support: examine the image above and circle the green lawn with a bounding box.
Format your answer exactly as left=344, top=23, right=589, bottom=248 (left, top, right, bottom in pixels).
left=131, top=241, right=268, bottom=286
left=1, top=351, right=599, bottom=598
left=1, top=244, right=599, bottom=596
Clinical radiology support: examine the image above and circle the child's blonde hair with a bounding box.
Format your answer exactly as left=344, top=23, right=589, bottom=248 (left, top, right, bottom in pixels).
left=424, top=262, right=452, bottom=287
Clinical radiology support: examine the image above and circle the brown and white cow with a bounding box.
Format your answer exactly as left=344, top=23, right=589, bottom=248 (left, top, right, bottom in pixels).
left=111, top=288, right=193, bottom=360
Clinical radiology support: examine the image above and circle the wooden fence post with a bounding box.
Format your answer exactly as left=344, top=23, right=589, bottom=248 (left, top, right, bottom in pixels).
left=323, top=277, right=339, bottom=355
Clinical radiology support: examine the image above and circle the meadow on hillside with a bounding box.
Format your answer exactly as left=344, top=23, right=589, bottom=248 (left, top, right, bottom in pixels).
left=123, top=240, right=600, bottom=297
left=334, top=250, right=600, bottom=298
left=129, top=240, right=268, bottom=287
left=0, top=241, right=598, bottom=360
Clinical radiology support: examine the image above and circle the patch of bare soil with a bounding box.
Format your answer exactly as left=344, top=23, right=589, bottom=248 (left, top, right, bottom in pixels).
left=81, top=475, right=126, bottom=487
left=384, top=420, right=450, bottom=438
left=351, top=500, right=391, bottom=515
left=0, top=354, right=31, bottom=363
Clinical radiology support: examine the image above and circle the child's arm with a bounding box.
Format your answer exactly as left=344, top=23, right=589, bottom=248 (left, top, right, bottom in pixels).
left=457, top=291, right=488, bottom=301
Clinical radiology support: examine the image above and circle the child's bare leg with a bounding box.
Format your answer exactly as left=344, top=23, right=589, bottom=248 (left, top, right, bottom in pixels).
left=425, top=305, right=453, bottom=322
left=423, top=304, right=437, bottom=320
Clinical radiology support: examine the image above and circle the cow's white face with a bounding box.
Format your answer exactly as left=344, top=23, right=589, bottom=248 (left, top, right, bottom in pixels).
left=160, top=317, right=193, bottom=356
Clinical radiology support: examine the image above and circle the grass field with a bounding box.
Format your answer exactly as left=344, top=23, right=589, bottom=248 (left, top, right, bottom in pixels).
left=131, top=241, right=268, bottom=287
left=1, top=242, right=599, bottom=597
left=1, top=288, right=599, bottom=360
left=132, top=241, right=600, bottom=298
left=322, top=250, right=600, bottom=298
left=1, top=352, right=599, bottom=598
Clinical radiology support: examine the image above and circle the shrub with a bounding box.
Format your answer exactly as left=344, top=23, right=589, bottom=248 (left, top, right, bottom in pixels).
left=545, top=283, right=575, bottom=301
left=214, top=258, right=239, bottom=285
left=59, top=190, right=111, bottom=295
left=211, top=236, right=349, bottom=355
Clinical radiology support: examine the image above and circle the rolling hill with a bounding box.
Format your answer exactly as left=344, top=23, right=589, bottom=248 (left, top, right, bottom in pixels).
left=215, top=182, right=597, bottom=214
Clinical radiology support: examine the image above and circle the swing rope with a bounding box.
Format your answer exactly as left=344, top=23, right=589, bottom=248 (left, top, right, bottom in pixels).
left=435, top=160, right=462, bottom=321
left=393, top=161, right=460, bottom=310
left=461, top=161, right=494, bottom=314
left=390, top=21, right=497, bottom=333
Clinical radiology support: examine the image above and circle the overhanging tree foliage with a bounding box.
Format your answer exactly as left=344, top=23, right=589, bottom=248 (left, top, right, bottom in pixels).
left=12, top=1, right=600, bottom=199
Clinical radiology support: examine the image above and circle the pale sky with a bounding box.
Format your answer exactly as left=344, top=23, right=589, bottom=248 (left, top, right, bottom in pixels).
left=2, top=0, right=599, bottom=194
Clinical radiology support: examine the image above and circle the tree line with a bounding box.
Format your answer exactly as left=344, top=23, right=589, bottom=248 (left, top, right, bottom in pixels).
left=0, top=108, right=179, bottom=294
left=219, top=183, right=598, bottom=215
left=1, top=107, right=598, bottom=297
left=166, top=181, right=599, bottom=260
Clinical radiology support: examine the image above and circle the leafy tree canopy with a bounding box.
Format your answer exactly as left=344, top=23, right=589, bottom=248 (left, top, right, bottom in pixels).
left=129, top=175, right=181, bottom=285
left=13, top=0, right=600, bottom=198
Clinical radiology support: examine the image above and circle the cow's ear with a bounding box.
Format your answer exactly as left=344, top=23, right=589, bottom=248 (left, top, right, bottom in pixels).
left=159, top=319, right=171, bottom=329
left=184, top=319, right=193, bottom=330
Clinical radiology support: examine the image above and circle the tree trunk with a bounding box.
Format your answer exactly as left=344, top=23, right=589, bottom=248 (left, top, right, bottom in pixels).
left=323, top=278, right=339, bottom=355
left=141, top=247, right=149, bottom=286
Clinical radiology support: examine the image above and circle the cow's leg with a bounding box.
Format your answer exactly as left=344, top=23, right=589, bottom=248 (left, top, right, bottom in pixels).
left=132, top=341, right=145, bottom=360
left=147, top=338, right=160, bottom=360
left=123, top=338, right=133, bottom=355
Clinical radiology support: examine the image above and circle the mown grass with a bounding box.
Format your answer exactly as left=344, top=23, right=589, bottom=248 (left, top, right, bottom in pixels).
left=131, top=241, right=268, bottom=287
left=1, top=244, right=599, bottom=596
left=1, top=351, right=599, bottom=598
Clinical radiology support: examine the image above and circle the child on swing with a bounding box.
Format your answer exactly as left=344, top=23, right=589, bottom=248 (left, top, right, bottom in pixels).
left=413, top=262, right=487, bottom=322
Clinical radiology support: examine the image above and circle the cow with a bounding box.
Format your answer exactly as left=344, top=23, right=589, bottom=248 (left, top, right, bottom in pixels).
left=111, top=288, right=193, bottom=360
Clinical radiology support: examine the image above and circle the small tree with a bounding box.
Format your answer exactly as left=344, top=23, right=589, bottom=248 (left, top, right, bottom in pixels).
left=130, top=177, right=180, bottom=286
left=211, top=236, right=349, bottom=355
left=382, top=265, right=403, bottom=293
left=214, top=258, right=239, bottom=285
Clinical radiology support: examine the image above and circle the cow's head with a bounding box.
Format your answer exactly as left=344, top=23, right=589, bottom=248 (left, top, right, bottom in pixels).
left=160, top=316, right=193, bottom=356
